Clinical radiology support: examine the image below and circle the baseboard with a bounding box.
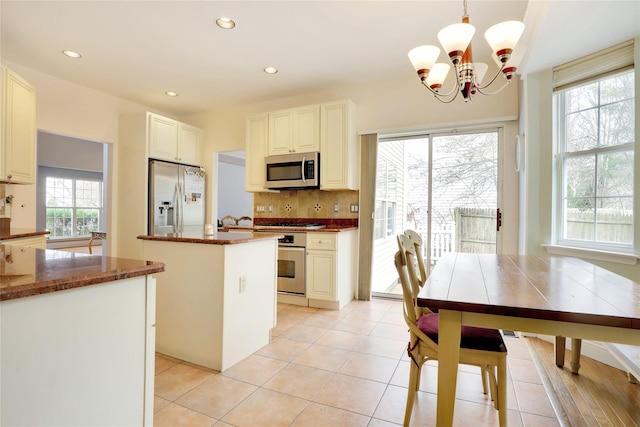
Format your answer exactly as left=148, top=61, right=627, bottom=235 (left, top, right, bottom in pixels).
left=277, top=293, right=308, bottom=307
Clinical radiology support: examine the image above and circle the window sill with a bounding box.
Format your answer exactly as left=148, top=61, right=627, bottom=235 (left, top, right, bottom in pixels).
left=541, top=244, right=638, bottom=265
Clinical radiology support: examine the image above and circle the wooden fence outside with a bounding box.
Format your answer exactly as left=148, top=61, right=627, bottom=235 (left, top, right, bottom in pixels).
left=416, top=208, right=633, bottom=270
left=565, top=209, right=633, bottom=243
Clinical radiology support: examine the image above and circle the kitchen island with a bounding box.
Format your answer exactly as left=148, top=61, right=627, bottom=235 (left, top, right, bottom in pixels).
left=138, top=231, right=280, bottom=371
left=0, top=228, right=49, bottom=248
left=1, top=245, right=164, bottom=426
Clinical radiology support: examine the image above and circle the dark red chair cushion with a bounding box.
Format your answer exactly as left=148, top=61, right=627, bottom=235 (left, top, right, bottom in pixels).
left=417, top=313, right=507, bottom=353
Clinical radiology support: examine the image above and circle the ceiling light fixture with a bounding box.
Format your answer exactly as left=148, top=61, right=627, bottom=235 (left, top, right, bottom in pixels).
left=263, top=67, right=278, bottom=74
left=165, top=91, right=178, bottom=97
left=408, top=0, right=524, bottom=103
left=62, top=50, right=82, bottom=59
left=216, top=17, right=236, bottom=29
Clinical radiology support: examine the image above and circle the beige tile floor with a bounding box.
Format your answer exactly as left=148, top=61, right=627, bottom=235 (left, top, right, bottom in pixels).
left=153, top=299, right=560, bottom=426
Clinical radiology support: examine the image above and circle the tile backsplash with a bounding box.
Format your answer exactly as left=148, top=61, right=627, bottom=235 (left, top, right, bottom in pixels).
left=254, top=189, right=359, bottom=220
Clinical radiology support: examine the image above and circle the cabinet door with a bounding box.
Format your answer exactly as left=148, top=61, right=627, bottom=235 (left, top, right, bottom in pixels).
left=306, top=249, right=336, bottom=301
left=143, top=276, right=156, bottom=427
left=2, top=68, right=36, bottom=184
left=292, top=105, right=320, bottom=153
left=268, top=110, right=293, bottom=155
left=320, top=100, right=358, bottom=190
left=245, top=114, right=268, bottom=192
left=177, top=124, right=202, bottom=165
left=149, top=114, right=178, bottom=161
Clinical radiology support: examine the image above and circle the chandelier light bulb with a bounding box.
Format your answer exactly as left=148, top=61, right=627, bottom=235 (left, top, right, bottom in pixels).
left=408, top=45, right=441, bottom=81
left=484, top=21, right=525, bottom=62
left=473, top=62, right=488, bottom=85
left=437, top=22, right=475, bottom=64
left=426, top=63, right=451, bottom=91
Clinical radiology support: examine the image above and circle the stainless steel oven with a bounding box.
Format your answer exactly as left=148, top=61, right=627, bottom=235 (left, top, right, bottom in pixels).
left=275, top=232, right=306, bottom=295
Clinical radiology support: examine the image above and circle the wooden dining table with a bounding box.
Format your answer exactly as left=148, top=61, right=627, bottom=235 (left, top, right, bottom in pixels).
left=417, top=253, right=640, bottom=426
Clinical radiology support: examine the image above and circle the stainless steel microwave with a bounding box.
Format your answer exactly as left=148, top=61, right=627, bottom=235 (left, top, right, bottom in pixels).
left=265, top=152, right=320, bottom=190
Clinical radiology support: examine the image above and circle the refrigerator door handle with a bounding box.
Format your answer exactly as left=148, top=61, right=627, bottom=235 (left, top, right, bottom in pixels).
left=179, top=182, right=184, bottom=232
left=173, top=182, right=180, bottom=233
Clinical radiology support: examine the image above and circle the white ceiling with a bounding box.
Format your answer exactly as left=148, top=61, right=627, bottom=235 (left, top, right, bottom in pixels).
left=1, top=1, right=638, bottom=117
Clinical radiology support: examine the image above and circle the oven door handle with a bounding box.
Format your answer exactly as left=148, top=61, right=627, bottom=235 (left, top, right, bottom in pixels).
left=301, top=156, right=306, bottom=183
left=279, top=246, right=306, bottom=253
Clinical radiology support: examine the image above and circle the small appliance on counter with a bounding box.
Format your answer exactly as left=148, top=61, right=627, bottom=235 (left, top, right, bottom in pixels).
left=148, top=159, right=206, bottom=235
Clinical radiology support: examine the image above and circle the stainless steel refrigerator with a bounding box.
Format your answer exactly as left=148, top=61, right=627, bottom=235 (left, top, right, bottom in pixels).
left=148, top=159, right=206, bottom=235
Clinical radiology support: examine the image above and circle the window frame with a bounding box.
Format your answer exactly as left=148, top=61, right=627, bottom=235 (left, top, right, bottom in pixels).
left=553, top=69, right=635, bottom=254
left=39, top=166, right=104, bottom=240
left=374, top=158, right=398, bottom=240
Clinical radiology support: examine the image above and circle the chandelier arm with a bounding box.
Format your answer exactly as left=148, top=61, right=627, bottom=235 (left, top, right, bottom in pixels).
left=476, top=62, right=506, bottom=90
left=420, top=81, right=461, bottom=104
left=474, top=80, right=512, bottom=96
left=422, top=79, right=459, bottom=98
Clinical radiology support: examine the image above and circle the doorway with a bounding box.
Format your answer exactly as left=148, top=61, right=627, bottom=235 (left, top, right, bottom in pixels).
left=36, top=131, right=108, bottom=251
left=371, top=130, right=500, bottom=297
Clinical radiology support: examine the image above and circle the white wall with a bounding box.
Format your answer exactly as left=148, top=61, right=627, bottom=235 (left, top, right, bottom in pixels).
left=4, top=61, right=152, bottom=254
left=38, top=131, right=104, bottom=171
left=4, top=59, right=520, bottom=254
left=521, top=41, right=640, bottom=282
left=185, top=76, right=520, bottom=238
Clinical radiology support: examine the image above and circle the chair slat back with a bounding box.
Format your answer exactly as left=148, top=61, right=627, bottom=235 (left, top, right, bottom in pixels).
left=396, top=234, right=423, bottom=322
left=404, top=229, right=428, bottom=287
left=397, top=234, right=423, bottom=299
left=394, top=250, right=421, bottom=328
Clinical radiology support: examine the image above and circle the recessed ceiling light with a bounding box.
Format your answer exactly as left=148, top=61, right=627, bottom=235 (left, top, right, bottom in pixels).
left=264, top=67, right=278, bottom=74
left=62, top=50, right=82, bottom=59
left=165, top=91, right=178, bottom=97
left=216, top=17, right=236, bottom=29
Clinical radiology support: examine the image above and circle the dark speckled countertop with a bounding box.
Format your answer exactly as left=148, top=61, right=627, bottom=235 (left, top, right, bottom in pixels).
left=0, top=245, right=165, bottom=302
left=138, top=231, right=284, bottom=244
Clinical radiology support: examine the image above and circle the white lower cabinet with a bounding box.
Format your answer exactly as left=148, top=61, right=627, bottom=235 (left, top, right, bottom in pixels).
left=306, top=231, right=356, bottom=309
left=1, top=275, right=157, bottom=426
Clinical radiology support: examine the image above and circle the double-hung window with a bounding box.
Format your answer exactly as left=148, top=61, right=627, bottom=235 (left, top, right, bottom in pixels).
left=43, top=168, right=104, bottom=239
left=553, top=40, right=635, bottom=253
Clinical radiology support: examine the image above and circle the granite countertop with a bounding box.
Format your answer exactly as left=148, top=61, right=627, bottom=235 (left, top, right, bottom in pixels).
left=0, top=245, right=165, bottom=302
left=0, top=229, right=50, bottom=240
left=137, top=231, right=284, bottom=245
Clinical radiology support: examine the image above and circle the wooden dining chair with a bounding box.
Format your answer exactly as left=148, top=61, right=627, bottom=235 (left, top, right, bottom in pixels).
left=220, top=215, right=237, bottom=227
left=395, top=234, right=508, bottom=426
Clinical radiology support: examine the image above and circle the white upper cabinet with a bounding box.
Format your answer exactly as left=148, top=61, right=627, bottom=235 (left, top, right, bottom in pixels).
left=1, top=67, right=36, bottom=184
left=267, top=104, right=320, bottom=155
left=148, top=113, right=202, bottom=166
left=320, top=100, right=358, bottom=190
left=177, top=123, right=202, bottom=165
left=245, top=114, right=269, bottom=192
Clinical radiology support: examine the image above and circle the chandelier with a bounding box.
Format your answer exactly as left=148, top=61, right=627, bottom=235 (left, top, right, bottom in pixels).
left=408, top=0, right=525, bottom=103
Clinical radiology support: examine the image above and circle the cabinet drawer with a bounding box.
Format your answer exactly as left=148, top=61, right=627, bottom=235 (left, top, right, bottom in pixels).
left=306, top=233, right=337, bottom=250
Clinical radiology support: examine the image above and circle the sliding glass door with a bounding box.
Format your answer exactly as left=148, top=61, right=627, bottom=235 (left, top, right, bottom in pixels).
left=371, top=130, right=499, bottom=297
